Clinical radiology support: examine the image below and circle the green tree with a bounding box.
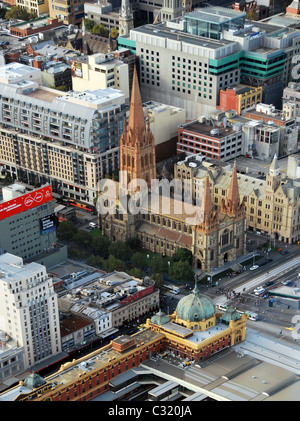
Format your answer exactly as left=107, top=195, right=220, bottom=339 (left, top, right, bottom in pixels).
left=86, top=255, right=103, bottom=268
left=57, top=220, right=78, bottom=241
left=152, top=273, right=165, bottom=293
left=168, top=260, right=194, bottom=284
left=110, top=27, right=119, bottom=39
left=129, top=267, right=145, bottom=278
left=130, top=252, right=146, bottom=269
left=72, top=229, right=93, bottom=248
left=109, top=241, right=132, bottom=261
left=102, top=255, right=127, bottom=272
left=172, top=248, right=193, bottom=265
left=6, top=6, right=37, bottom=21
left=246, top=9, right=257, bottom=21
left=92, top=235, right=110, bottom=256
left=149, top=255, right=167, bottom=274
left=84, top=18, right=95, bottom=32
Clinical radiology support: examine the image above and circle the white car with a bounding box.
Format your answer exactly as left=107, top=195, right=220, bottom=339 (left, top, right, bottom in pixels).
left=254, top=286, right=265, bottom=295
left=250, top=265, right=259, bottom=271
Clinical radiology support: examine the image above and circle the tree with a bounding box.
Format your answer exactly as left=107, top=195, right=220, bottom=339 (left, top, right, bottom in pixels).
left=172, top=248, right=193, bottom=265
left=57, top=220, right=78, bottom=241
left=168, top=260, right=194, bottom=284
left=92, top=235, right=110, bottom=256
left=6, top=6, right=37, bottom=21
left=109, top=241, right=132, bottom=261
left=125, top=237, right=141, bottom=251
left=130, top=252, right=146, bottom=269
left=110, top=27, right=119, bottom=39
left=152, top=273, right=165, bottom=293
left=246, top=9, right=257, bottom=21
left=72, top=229, right=93, bottom=248
left=149, top=255, right=167, bottom=274
left=129, top=267, right=145, bottom=278
left=102, top=255, right=127, bottom=272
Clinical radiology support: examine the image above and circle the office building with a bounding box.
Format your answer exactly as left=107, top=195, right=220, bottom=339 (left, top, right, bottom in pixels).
left=15, top=0, right=50, bottom=17
left=0, top=253, right=61, bottom=369
left=0, top=183, right=56, bottom=261
left=218, top=85, right=263, bottom=116
left=49, top=0, right=85, bottom=25
left=177, top=114, right=244, bottom=161
left=119, top=5, right=300, bottom=118
left=0, top=63, right=126, bottom=204
left=71, top=53, right=130, bottom=103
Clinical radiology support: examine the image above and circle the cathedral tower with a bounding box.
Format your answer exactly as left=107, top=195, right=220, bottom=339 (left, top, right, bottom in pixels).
left=119, top=0, right=134, bottom=37
left=120, top=66, right=156, bottom=190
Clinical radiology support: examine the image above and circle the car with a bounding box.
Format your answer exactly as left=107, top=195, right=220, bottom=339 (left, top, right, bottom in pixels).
left=264, top=280, right=274, bottom=287
left=282, top=280, right=293, bottom=286
left=279, top=250, right=288, bottom=255
left=254, top=286, right=265, bottom=295
left=247, top=239, right=254, bottom=244
left=250, top=265, right=259, bottom=270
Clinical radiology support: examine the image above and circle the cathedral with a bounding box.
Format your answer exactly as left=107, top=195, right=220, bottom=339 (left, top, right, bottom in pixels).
left=100, top=67, right=247, bottom=270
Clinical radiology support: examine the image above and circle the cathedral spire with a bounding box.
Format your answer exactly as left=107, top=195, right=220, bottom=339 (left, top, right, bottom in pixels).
left=128, top=66, right=146, bottom=139
left=202, top=175, right=212, bottom=223
left=226, top=161, right=240, bottom=212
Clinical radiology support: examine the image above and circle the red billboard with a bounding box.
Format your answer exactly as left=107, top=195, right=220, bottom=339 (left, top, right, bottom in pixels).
left=0, top=185, right=53, bottom=221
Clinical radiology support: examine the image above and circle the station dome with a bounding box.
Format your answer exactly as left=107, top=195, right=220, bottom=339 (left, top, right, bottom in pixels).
left=150, top=309, right=170, bottom=326
left=176, top=283, right=215, bottom=322
left=221, top=307, right=241, bottom=325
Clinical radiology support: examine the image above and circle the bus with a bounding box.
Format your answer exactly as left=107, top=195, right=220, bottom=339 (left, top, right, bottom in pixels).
left=164, top=284, right=180, bottom=294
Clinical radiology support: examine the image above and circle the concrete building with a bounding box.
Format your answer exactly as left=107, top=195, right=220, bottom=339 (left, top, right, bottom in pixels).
left=0, top=183, right=57, bottom=261
left=84, top=0, right=121, bottom=33
left=41, top=63, right=72, bottom=91
left=283, top=82, right=300, bottom=118
left=71, top=52, right=130, bottom=104
left=0, top=63, right=126, bottom=204
left=119, top=5, right=300, bottom=118
left=16, top=0, right=50, bottom=17
left=218, top=85, right=263, bottom=116
left=0, top=253, right=61, bottom=369
left=0, top=335, right=25, bottom=385
left=8, top=17, right=62, bottom=37
left=143, top=100, right=186, bottom=161
left=177, top=114, right=244, bottom=161
left=49, top=0, right=85, bottom=25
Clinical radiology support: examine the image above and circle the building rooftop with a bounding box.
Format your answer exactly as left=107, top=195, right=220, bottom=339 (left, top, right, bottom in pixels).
left=186, top=6, right=246, bottom=24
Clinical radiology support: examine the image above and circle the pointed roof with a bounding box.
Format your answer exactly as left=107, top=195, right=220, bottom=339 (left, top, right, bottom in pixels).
left=227, top=161, right=240, bottom=208
left=202, top=174, right=212, bottom=220
left=128, top=66, right=146, bottom=137
left=269, top=153, right=279, bottom=174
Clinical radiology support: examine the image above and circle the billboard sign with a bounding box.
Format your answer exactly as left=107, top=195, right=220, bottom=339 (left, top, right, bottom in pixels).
left=0, top=185, right=53, bottom=221
left=40, top=214, right=56, bottom=235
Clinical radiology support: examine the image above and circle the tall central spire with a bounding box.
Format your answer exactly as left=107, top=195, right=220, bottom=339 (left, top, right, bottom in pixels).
left=128, top=66, right=146, bottom=139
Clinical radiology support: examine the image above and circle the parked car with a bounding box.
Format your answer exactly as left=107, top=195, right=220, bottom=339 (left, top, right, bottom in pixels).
left=254, top=286, right=265, bottom=295
left=250, top=265, right=259, bottom=271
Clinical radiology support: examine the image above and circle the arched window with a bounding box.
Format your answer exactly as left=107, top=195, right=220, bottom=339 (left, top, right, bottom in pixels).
left=132, top=156, right=135, bottom=168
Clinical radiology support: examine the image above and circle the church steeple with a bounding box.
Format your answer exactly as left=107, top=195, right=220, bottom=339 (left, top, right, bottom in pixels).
left=202, top=175, right=213, bottom=224
left=120, top=66, right=156, bottom=189
left=128, top=66, right=146, bottom=139
left=119, top=0, right=134, bottom=37
left=226, top=161, right=240, bottom=213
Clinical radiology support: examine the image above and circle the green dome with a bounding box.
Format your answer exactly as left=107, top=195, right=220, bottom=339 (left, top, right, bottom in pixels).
left=221, top=307, right=241, bottom=324
left=151, top=309, right=170, bottom=326
left=176, top=283, right=215, bottom=322
left=23, top=372, right=46, bottom=390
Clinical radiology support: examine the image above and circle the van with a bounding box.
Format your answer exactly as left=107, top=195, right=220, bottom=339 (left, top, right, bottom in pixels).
left=89, top=222, right=97, bottom=229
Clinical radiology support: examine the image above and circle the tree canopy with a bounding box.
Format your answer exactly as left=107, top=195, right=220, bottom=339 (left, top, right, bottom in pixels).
left=6, top=6, right=37, bottom=21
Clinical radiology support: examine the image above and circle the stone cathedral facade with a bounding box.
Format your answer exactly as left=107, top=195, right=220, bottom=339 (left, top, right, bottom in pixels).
left=101, top=67, right=247, bottom=270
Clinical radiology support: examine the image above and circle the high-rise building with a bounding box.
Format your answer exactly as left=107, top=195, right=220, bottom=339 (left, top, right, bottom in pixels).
left=0, top=253, right=61, bottom=369
left=0, top=63, right=126, bottom=204
left=0, top=183, right=57, bottom=262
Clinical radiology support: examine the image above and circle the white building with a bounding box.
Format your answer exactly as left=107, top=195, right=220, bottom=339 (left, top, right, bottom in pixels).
left=0, top=253, right=61, bottom=369
left=71, top=53, right=130, bottom=104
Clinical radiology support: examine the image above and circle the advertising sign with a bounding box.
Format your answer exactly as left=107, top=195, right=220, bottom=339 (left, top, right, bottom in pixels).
left=71, top=60, right=83, bottom=78
left=40, top=214, right=56, bottom=235
left=0, top=185, right=53, bottom=221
